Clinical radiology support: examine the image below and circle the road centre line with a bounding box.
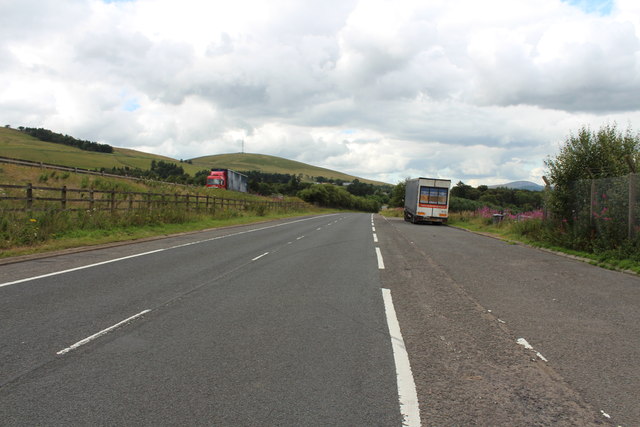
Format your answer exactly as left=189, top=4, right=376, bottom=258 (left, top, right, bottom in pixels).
left=251, top=252, right=269, bottom=261
left=57, top=309, right=151, bottom=355
left=373, top=233, right=378, bottom=243
left=375, top=247, right=385, bottom=269
left=0, top=215, right=331, bottom=289
left=381, top=288, right=421, bottom=427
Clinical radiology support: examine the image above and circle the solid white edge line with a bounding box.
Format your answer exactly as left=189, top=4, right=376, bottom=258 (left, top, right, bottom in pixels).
left=381, top=288, right=421, bottom=427
left=252, top=252, right=269, bottom=261
left=0, top=249, right=166, bottom=288
left=0, top=215, right=336, bottom=289
left=57, top=309, right=151, bottom=355
left=375, top=247, right=385, bottom=269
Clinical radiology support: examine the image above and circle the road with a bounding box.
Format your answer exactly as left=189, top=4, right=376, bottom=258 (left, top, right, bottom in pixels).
left=1, top=213, right=638, bottom=425
left=1, top=214, right=401, bottom=426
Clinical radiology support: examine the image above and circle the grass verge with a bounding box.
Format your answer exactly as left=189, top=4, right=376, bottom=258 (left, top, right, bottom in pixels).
left=1, top=208, right=338, bottom=260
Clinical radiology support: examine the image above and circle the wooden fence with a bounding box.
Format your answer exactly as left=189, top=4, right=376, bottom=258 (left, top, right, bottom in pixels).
left=0, top=183, right=307, bottom=214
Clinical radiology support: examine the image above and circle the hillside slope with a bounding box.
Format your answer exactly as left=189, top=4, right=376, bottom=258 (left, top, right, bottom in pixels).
left=190, top=153, right=385, bottom=184
left=0, top=127, right=386, bottom=185
left=0, top=127, right=186, bottom=172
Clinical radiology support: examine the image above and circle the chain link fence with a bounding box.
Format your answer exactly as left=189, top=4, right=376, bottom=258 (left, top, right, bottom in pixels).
left=564, top=173, right=639, bottom=248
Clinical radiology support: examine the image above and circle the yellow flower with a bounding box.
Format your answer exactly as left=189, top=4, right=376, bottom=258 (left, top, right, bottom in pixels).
left=29, top=218, right=37, bottom=223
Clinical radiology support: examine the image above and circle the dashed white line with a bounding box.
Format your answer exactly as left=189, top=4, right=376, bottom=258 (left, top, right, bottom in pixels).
left=57, top=309, right=151, bottom=355
left=372, top=226, right=376, bottom=232
left=373, top=233, right=378, bottom=243
left=297, top=236, right=305, bottom=240
left=382, top=288, right=421, bottom=427
left=252, top=252, right=269, bottom=261
left=0, top=215, right=332, bottom=289
left=375, top=247, right=385, bottom=269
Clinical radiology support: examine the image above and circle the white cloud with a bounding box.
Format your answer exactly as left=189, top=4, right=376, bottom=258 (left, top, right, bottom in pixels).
left=1, top=0, right=639, bottom=186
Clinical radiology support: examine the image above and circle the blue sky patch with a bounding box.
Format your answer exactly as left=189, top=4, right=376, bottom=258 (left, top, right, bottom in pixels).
left=562, top=0, right=614, bottom=15
left=123, top=98, right=140, bottom=112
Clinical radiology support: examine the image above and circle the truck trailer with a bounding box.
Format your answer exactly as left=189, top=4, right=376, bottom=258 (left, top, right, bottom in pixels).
left=404, top=177, right=451, bottom=224
left=205, top=169, right=248, bottom=192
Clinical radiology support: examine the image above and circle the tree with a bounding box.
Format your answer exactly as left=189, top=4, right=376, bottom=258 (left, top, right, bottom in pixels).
left=389, top=179, right=407, bottom=208
left=545, top=123, right=639, bottom=220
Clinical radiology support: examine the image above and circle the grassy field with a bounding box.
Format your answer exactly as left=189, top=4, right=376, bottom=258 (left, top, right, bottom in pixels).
left=0, top=127, right=191, bottom=173
left=191, top=152, right=385, bottom=184
left=0, top=127, right=386, bottom=184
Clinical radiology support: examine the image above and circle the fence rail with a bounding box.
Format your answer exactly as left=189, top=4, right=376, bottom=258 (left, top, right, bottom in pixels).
left=0, top=156, right=158, bottom=183
left=0, top=183, right=307, bottom=213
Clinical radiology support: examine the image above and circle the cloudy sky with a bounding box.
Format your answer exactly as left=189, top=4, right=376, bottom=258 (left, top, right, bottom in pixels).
left=1, top=0, right=639, bottom=185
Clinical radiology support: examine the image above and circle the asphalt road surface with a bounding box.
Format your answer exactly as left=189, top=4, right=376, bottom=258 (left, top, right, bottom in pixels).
left=1, top=213, right=638, bottom=426
left=1, top=214, right=401, bottom=426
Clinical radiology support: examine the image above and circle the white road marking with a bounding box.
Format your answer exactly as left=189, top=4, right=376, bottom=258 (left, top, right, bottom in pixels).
left=375, top=247, right=385, bottom=269
left=0, top=215, right=332, bottom=288
left=252, top=252, right=269, bottom=261
left=600, top=410, right=611, bottom=419
left=517, top=338, right=548, bottom=362
left=0, top=250, right=165, bottom=288
left=297, top=236, right=305, bottom=240
left=372, top=226, right=376, bottom=232
left=382, top=288, right=421, bottom=427
left=373, top=233, right=378, bottom=243
left=57, top=309, right=151, bottom=355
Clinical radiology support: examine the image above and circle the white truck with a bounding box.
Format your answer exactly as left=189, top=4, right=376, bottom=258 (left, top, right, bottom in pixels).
left=404, top=178, right=451, bottom=224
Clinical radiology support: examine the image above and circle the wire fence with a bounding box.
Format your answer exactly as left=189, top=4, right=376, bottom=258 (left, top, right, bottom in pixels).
left=564, top=173, right=638, bottom=246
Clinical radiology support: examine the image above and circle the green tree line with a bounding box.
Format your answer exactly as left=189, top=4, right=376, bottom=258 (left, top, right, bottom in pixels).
left=19, top=126, right=113, bottom=153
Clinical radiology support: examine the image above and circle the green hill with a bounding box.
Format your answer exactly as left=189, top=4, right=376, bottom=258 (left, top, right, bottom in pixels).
left=190, top=153, right=385, bottom=185
left=0, top=126, right=386, bottom=185
left=0, top=126, right=185, bottom=172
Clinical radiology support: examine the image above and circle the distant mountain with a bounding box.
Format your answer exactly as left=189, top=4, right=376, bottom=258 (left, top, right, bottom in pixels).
left=488, top=181, right=544, bottom=191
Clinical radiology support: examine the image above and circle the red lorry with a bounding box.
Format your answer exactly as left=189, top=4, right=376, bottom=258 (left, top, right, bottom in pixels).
left=205, top=169, right=248, bottom=192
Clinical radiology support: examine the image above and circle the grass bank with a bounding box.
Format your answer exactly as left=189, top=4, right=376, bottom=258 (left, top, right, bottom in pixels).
left=1, top=208, right=337, bottom=259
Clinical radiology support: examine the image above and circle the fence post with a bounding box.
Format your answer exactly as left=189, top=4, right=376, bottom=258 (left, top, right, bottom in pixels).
left=26, top=183, right=33, bottom=211
left=61, top=185, right=67, bottom=210
left=630, top=172, right=637, bottom=239
left=110, top=190, right=116, bottom=213
left=89, top=189, right=94, bottom=211
left=589, top=179, right=596, bottom=225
